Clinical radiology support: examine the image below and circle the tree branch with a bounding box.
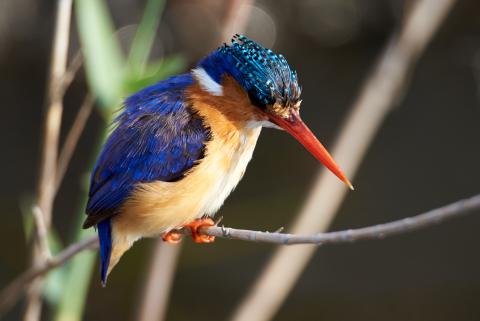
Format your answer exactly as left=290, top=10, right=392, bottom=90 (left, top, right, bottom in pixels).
left=55, top=94, right=94, bottom=192
left=204, top=194, right=480, bottom=244
left=25, top=0, right=74, bottom=320
left=136, top=242, right=181, bottom=321
left=31, top=207, right=52, bottom=260
left=1, top=193, right=478, bottom=317
left=58, top=51, right=83, bottom=96
left=0, top=236, right=97, bottom=318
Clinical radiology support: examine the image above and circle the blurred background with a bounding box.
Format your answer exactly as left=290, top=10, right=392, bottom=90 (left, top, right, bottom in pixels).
left=1, top=0, right=480, bottom=320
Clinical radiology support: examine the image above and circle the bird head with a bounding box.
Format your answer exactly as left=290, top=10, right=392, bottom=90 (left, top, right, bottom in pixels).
left=195, top=35, right=353, bottom=189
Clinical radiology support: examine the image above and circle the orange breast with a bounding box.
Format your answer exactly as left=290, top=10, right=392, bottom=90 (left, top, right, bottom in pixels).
left=112, top=76, right=266, bottom=238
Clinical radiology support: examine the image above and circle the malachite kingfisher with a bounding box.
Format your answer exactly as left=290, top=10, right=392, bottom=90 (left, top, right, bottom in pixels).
left=84, top=35, right=353, bottom=285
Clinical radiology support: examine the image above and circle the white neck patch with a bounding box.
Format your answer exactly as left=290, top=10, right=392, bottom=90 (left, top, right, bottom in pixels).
left=246, top=120, right=283, bottom=130
left=192, top=67, right=223, bottom=96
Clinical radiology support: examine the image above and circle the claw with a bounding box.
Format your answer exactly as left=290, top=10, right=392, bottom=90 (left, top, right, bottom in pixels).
left=184, top=218, right=215, bottom=243
left=162, top=230, right=183, bottom=244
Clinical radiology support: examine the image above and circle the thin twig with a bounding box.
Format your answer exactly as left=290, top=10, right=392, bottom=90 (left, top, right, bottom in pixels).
left=229, top=1, right=458, bottom=321
left=24, top=0, right=73, bottom=320
left=55, top=94, right=94, bottom=192
left=35, top=0, right=72, bottom=229
left=58, top=51, right=83, bottom=96
left=0, top=236, right=98, bottom=317
left=137, top=243, right=182, bottom=321
left=31, top=207, right=52, bottom=260
left=203, top=194, right=480, bottom=244
left=1, top=192, right=478, bottom=317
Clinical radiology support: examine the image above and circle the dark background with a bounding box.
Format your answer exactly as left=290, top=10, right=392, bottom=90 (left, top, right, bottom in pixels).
left=1, top=0, right=480, bottom=320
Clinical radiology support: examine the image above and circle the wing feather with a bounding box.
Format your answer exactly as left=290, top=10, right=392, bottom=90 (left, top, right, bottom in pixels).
left=84, top=74, right=209, bottom=228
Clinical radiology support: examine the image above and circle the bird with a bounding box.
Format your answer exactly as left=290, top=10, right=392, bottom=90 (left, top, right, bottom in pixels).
left=84, top=34, right=353, bottom=286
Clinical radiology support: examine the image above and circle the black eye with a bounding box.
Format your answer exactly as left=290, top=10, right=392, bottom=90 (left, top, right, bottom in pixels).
left=248, top=91, right=267, bottom=109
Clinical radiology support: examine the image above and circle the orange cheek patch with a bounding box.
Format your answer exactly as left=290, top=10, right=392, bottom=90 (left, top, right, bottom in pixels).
left=186, top=76, right=267, bottom=130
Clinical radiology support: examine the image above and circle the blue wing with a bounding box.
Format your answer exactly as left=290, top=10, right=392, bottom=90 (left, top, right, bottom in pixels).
left=84, top=74, right=210, bottom=228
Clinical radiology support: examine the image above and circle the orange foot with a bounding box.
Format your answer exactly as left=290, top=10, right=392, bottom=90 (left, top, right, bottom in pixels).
left=162, top=230, right=183, bottom=244
left=184, top=218, right=215, bottom=243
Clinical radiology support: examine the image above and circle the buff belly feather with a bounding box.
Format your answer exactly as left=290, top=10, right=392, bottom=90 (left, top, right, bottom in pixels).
left=106, top=124, right=261, bottom=272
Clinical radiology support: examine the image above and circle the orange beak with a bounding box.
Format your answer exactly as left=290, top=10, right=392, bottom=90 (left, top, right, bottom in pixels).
left=268, top=111, right=354, bottom=190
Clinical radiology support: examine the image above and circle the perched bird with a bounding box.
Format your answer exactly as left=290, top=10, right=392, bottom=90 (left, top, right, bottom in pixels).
left=84, top=35, right=353, bottom=285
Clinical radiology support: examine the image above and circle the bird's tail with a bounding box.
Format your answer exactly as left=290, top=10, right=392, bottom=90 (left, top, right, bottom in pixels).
left=97, top=218, right=135, bottom=286
left=97, top=218, right=112, bottom=286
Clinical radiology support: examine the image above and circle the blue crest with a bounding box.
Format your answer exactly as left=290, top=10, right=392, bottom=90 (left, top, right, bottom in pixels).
left=198, top=35, right=301, bottom=107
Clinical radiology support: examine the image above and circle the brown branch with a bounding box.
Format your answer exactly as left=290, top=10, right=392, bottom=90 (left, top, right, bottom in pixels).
left=229, top=1, right=458, bottom=321
left=136, top=243, right=182, bottom=321
left=55, top=94, right=94, bottom=192
left=204, top=194, right=480, bottom=244
left=35, top=0, right=72, bottom=231
left=25, top=0, right=74, bottom=320
left=58, top=51, right=83, bottom=96
left=1, top=193, right=478, bottom=317
left=0, top=236, right=98, bottom=317
left=31, top=207, right=52, bottom=260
